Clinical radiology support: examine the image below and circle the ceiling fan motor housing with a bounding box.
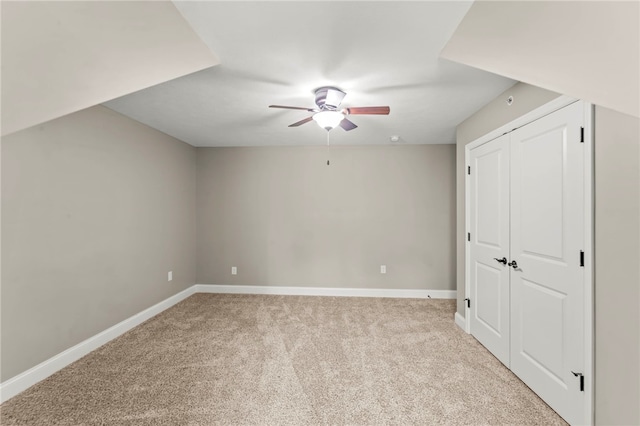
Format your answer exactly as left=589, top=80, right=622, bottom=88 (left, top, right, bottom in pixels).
left=315, top=86, right=346, bottom=110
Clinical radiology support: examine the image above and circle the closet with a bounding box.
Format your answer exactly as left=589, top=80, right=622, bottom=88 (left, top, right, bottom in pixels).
left=466, top=100, right=592, bottom=425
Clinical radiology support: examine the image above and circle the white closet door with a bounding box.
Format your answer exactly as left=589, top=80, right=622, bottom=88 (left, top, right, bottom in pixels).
left=469, top=134, right=511, bottom=366
left=509, top=101, right=585, bottom=425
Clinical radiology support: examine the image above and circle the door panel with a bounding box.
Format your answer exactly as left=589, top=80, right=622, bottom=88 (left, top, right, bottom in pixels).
left=510, top=101, right=585, bottom=425
left=520, top=278, right=566, bottom=383
left=469, top=134, right=510, bottom=366
left=476, top=263, right=504, bottom=335
left=520, top=128, right=565, bottom=260
left=476, top=150, right=503, bottom=247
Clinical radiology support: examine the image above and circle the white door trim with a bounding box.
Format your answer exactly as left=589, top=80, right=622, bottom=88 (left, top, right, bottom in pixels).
left=582, top=103, right=594, bottom=425
left=463, top=96, right=594, bottom=425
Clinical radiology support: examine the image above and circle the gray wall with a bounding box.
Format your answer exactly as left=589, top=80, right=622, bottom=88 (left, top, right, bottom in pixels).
left=594, top=106, right=640, bottom=425
left=455, top=82, right=562, bottom=314
left=455, top=86, right=640, bottom=425
left=197, top=145, right=455, bottom=290
left=1, top=106, right=197, bottom=381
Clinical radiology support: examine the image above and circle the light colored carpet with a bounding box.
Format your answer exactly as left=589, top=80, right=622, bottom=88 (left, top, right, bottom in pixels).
left=0, top=294, right=566, bottom=425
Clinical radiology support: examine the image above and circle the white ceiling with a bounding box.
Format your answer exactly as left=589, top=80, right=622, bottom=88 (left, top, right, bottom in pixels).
left=104, top=1, right=515, bottom=147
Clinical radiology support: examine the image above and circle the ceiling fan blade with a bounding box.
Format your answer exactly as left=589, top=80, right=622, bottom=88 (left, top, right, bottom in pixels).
left=269, top=105, right=314, bottom=111
left=339, top=118, right=358, bottom=131
left=288, top=116, right=314, bottom=127
left=325, top=88, right=347, bottom=108
left=345, top=106, right=390, bottom=115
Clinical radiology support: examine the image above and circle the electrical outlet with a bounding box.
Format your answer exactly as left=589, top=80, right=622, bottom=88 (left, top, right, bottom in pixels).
left=168, top=271, right=173, bottom=282
left=231, top=266, right=237, bottom=275
left=380, top=265, right=386, bottom=274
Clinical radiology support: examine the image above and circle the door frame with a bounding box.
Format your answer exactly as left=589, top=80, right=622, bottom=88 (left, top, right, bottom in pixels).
left=463, top=95, right=594, bottom=425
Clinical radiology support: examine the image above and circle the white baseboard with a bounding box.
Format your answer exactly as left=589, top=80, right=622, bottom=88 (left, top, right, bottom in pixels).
left=195, top=284, right=456, bottom=299
left=0, top=286, right=196, bottom=404
left=1, top=283, right=456, bottom=403
left=455, top=312, right=469, bottom=333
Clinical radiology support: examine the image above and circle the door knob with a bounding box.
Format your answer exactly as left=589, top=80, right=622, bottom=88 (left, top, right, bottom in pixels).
left=494, top=257, right=507, bottom=265
left=508, top=260, right=518, bottom=269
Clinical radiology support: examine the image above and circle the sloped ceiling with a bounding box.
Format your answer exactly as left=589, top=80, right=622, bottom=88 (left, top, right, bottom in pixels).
left=1, top=1, right=219, bottom=136
left=441, top=1, right=640, bottom=118
left=104, top=1, right=516, bottom=147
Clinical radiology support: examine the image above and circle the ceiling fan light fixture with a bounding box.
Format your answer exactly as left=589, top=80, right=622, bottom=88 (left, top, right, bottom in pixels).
left=313, top=110, right=344, bottom=131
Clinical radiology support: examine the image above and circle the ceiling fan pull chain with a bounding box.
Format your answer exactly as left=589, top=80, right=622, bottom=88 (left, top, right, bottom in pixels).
left=326, top=131, right=330, bottom=166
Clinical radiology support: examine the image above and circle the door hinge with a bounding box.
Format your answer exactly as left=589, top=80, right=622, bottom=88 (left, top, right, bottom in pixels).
left=467, top=232, right=471, bottom=242
left=580, top=126, right=584, bottom=143
left=464, top=298, right=470, bottom=308
left=580, top=250, right=585, bottom=267
left=467, top=166, right=471, bottom=175
left=572, top=371, right=585, bottom=391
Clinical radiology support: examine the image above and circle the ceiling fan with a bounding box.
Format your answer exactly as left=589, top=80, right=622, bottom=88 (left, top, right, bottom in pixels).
left=269, top=86, right=390, bottom=131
